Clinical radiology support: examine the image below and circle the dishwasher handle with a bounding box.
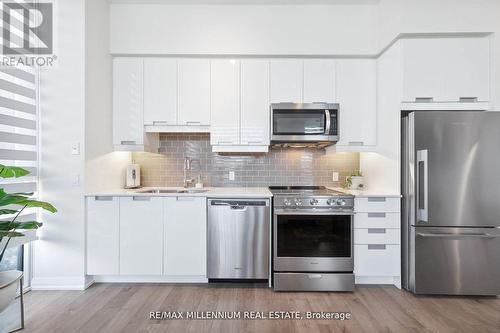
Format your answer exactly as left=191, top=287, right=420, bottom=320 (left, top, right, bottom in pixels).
left=209, top=199, right=269, bottom=207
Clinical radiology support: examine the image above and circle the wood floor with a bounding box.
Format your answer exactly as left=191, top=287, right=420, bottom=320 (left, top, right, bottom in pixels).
left=22, top=283, right=500, bottom=333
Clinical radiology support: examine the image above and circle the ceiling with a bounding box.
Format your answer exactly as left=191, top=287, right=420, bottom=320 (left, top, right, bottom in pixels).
left=109, top=0, right=380, bottom=5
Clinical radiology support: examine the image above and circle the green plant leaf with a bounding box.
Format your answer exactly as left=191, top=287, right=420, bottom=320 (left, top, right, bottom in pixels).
left=0, top=231, right=25, bottom=237
left=0, top=165, right=30, bottom=178
left=21, top=199, right=57, bottom=213
left=0, top=209, right=19, bottom=215
left=14, top=221, right=42, bottom=230
left=0, top=194, right=30, bottom=207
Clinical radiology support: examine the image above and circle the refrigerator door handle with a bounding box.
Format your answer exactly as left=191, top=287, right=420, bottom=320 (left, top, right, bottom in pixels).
left=417, top=232, right=500, bottom=239
left=417, top=149, right=429, bottom=222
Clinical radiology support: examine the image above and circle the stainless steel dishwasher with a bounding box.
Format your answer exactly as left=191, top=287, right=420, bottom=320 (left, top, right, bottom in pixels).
left=208, top=198, right=270, bottom=279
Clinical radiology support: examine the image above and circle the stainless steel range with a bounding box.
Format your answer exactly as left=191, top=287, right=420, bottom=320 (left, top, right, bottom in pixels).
left=270, top=186, right=355, bottom=291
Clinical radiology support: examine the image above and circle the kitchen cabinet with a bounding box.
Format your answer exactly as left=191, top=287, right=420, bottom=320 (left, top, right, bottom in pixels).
left=143, top=58, right=177, bottom=126
left=270, top=59, right=303, bottom=103
left=113, top=58, right=144, bottom=146
left=335, top=59, right=377, bottom=149
left=119, top=197, right=163, bottom=275
left=240, top=59, right=270, bottom=147
left=164, top=197, right=206, bottom=276
left=303, top=59, right=336, bottom=103
left=86, top=196, right=120, bottom=275
left=402, top=37, right=490, bottom=103
left=178, top=59, right=211, bottom=126
left=210, top=59, right=240, bottom=146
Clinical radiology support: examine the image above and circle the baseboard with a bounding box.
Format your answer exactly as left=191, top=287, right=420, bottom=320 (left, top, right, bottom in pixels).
left=92, top=275, right=208, bottom=283
left=31, top=275, right=94, bottom=290
left=355, top=276, right=401, bottom=286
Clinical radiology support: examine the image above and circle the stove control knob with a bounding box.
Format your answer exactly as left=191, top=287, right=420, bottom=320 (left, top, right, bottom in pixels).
left=310, top=199, right=319, bottom=205
left=294, top=199, right=303, bottom=206
left=284, top=199, right=292, bottom=206
left=326, top=198, right=335, bottom=206
left=337, top=199, right=346, bottom=206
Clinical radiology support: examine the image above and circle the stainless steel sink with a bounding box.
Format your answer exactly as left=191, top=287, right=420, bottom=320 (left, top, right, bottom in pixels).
left=139, top=189, right=180, bottom=193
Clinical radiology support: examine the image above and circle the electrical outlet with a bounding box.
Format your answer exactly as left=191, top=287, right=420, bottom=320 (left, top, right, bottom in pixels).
left=229, top=171, right=235, bottom=181
left=71, top=143, right=80, bottom=155
left=332, top=172, right=339, bottom=182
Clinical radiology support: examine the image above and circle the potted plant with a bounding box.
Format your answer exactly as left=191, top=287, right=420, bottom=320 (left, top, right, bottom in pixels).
left=0, top=165, right=56, bottom=329
left=344, top=171, right=364, bottom=190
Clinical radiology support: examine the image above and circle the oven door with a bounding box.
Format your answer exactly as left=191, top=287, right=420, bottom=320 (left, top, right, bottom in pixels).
left=273, top=209, right=353, bottom=272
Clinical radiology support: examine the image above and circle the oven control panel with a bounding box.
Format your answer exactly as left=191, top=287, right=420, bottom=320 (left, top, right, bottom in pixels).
left=274, top=196, right=354, bottom=209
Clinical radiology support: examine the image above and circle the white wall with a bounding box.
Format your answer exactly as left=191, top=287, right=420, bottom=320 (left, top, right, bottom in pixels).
left=110, top=4, right=378, bottom=55
left=33, top=0, right=88, bottom=290
left=85, top=0, right=131, bottom=193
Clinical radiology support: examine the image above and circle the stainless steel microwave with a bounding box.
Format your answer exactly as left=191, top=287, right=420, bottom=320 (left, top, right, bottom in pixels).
left=271, top=103, right=339, bottom=147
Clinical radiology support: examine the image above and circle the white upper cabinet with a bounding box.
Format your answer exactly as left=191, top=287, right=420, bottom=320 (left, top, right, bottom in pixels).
left=303, top=59, right=336, bottom=103
left=402, top=37, right=490, bottom=103
left=113, top=58, right=144, bottom=146
left=143, top=58, right=177, bottom=126
left=210, top=59, right=241, bottom=145
left=270, top=59, right=303, bottom=103
left=119, top=197, right=163, bottom=275
left=178, top=59, right=211, bottom=126
left=336, top=59, right=377, bottom=148
left=240, top=59, right=270, bottom=146
left=164, top=197, right=207, bottom=276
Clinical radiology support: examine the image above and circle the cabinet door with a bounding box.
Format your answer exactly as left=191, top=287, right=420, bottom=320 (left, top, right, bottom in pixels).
left=144, top=58, right=177, bottom=125
left=113, top=58, right=144, bottom=145
left=164, top=197, right=206, bottom=276
left=303, top=59, right=336, bottom=103
left=241, top=60, right=270, bottom=146
left=210, top=59, right=240, bottom=145
left=270, top=59, right=303, bottom=103
left=87, top=197, right=119, bottom=275
left=402, top=37, right=490, bottom=102
left=119, top=197, right=163, bottom=275
left=336, top=59, right=377, bottom=147
left=178, top=59, right=211, bottom=126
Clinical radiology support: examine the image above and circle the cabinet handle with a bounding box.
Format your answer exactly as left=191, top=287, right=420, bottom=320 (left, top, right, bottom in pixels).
left=95, top=196, right=113, bottom=201
left=368, top=244, right=386, bottom=250
left=368, top=197, right=386, bottom=202
left=368, top=213, right=386, bottom=218
left=132, top=196, right=151, bottom=201
left=459, top=97, right=478, bottom=103
left=368, top=228, right=386, bottom=234
left=217, top=141, right=234, bottom=144
left=176, top=197, right=195, bottom=201
left=415, top=97, right=434, bottom=103
left=120, top=140, right=136, bottom=145
left=153, top=121, right=169, bottom=125
left=348, top=141, right=364, bottom=146
left=307, top=274, right=322, bottom=279
left=245, top=140, right=263, bottom=144
left=185, top=121, right=201, bottom=125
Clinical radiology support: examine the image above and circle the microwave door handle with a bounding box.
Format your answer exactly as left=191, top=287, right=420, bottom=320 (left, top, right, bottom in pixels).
left=324, top=110, right=331, bottom=135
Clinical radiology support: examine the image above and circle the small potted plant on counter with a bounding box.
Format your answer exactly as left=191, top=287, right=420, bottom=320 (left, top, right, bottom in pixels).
left=344, top=171, right=364, bottom=190
left=0, top=165, right=56, bottom=332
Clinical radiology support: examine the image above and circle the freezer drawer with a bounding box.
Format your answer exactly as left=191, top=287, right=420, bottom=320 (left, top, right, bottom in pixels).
left=413, top=227, right=500, bottom=295
left=207, top=199, right=270, bottom=279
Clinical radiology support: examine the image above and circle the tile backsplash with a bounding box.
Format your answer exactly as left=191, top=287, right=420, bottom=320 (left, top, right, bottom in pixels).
left=132, top=133, right=359, bottom=187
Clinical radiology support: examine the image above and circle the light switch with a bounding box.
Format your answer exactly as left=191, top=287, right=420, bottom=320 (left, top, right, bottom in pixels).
left=332, top=172, right=339, bottom=182
left=72, top=174, right=80, bottom=186
left=72, top=143, right=80, bottom=155
left=229, top=171, right=235, bottom=181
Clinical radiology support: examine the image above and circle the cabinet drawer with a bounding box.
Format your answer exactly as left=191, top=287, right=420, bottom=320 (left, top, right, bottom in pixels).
left=354, top=244, right=400, bottom=277
left=354, top=212, right=400, bottom=229
left=354, top=228, right=400, bottom=245
left=354, top=197, right=400, bottom=213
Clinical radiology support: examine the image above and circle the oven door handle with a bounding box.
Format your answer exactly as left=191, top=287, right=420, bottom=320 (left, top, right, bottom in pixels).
left=274, top=209, right=354, bottom=216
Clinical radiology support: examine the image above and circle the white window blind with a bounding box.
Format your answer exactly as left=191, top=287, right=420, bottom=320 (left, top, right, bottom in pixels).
left=0, top=66, right=37, bottom=197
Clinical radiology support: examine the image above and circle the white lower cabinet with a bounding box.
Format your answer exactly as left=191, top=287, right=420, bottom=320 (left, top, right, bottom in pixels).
left=354, top=196, right=401, bottom=286
left=119, top=197, right=163, bottom=275
left=86, top=196, right=120, bottom=275
left=164, top=197, right=207, bottom=276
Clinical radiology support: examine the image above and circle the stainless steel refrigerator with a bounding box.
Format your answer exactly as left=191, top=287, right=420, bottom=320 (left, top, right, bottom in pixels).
left=402, top=111, right=500, bottom=296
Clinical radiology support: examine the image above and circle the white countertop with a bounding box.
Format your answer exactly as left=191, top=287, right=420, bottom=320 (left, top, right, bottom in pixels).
left=328, top=187, right=401, bottom=198
left=85, top=187, right=273, bottom=198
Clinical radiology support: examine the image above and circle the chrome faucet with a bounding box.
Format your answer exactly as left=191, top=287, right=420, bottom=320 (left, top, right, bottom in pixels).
left=183, top=157, right=198, bottom=188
